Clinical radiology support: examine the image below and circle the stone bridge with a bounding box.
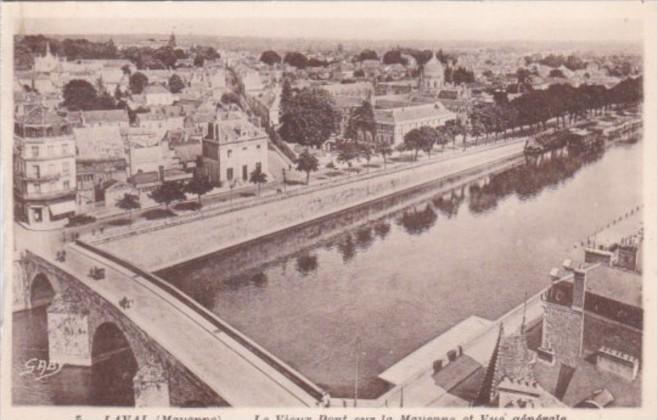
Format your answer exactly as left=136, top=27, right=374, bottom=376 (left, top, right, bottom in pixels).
left=13, top=243, right=324, bottom=407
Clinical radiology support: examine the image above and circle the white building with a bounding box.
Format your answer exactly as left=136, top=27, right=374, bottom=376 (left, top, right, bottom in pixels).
left=144, top=84, right=175, bottom=106
left=374, top=101, right=456, bottom=146
left=201, top=114, right=269, bottom=186
left=13, top=106, right=77, bottom=227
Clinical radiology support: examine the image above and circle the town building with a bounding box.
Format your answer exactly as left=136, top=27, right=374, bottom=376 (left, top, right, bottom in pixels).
left=419, top=55, right=445, bottom=93
left=81, top=109, right=130, bottom=129
left=476, top=210, right=643, bottom=408
left=373, top=101, right=456, bottom=146
left=201, top=114, right=269, bottom=186
left=144, top=84, right=175, bottom=106
left=73, top=125, right=128, bottom=210
left=13, top=106, right=77, bottom=227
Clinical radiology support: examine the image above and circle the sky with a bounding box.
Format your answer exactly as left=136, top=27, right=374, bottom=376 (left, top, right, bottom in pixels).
left=9, top=1, right=646, bottom=44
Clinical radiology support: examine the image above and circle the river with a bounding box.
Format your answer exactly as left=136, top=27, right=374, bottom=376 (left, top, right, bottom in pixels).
left=12, top=141, right=642, bottom=404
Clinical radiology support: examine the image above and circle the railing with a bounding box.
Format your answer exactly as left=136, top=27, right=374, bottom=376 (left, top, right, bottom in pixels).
left=73, top=240, right=325, bottom=402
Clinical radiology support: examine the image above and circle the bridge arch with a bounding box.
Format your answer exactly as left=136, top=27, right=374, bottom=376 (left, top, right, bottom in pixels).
left=30, top=272, right=56, bottom=309
left=90, top=321, right=139, bottom=406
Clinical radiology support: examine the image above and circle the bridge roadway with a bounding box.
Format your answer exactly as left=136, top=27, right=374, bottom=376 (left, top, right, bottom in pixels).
left=44, top=241, right=324, bottom=407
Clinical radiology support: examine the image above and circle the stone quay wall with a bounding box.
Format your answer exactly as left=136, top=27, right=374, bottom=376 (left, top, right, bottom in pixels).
left=94, top=142, right=525, bottom=271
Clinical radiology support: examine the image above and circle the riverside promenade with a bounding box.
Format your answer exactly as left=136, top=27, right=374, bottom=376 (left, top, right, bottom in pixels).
left=92, top=139, right=526, bottom=271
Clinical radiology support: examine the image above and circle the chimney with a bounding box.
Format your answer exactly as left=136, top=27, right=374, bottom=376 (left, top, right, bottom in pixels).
left=571, top=268, right=586, bottom=310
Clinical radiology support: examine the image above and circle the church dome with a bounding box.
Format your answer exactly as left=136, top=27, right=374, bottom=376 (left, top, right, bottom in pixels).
left=423, top=55, right=444, bottom=77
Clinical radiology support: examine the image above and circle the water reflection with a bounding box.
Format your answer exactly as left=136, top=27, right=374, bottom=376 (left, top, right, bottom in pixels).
left=251, top=272, right=268, bottom=287
left=337, top=234, right=356, bottom=262
left=295, top=254, right=318, bottom=276
left=468, top=148, right=604, bottom=213
left=153, top=143, right=638, bottom=398
left=355, top=227, right=375, bottom=250
left=373, top=222, right=391, bottom=239
left=432, top=189, right=466, bottom=218
left=398, top=204, right=438, bottom=235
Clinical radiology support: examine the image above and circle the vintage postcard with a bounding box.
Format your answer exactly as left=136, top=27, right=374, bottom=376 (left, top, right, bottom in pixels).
left=1, top=2, right=656, bottom=420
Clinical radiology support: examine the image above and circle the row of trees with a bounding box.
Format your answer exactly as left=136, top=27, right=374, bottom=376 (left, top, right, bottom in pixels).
left=61, top=69, right=189, bottom=111
left=14, top=35, right=220, bottom=71
left=117, top=168, right=271, bottom=218
left=259, top=47, right=457, bottom=70
left=525, top=53, right=587, bottom=71
left=468, top=77, right=642, bottom=142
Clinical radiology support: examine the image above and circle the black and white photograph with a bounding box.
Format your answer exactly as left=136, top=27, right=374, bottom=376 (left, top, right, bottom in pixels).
left=1, top=2, right=656, bottom=419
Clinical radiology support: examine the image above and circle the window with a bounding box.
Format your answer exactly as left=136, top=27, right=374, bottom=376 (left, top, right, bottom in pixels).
left=33, top=208, right=43, bottom=223
left=34, top=183, right=41, bottom=193
left=256, top=162, right=262, bottom=172
left=242, top=165, right=248, bottom=181
left=31, top=146, right=40, bottom=158
left=32, top=165, right=40, bottom=179
left=62, top=143, right=69, bottom=156
left=227, top=149, right=232, bottom=158
left=226, top=168, right=234, bottom=181
left=48, top=164, right=56, bottom=176
left=62, top=162, right=70, bottom=176
left=63, top=180, right=70, bottom=190
left=47, top=145, right=55, bottom=156
left=257, top=144, right=261, bottom=149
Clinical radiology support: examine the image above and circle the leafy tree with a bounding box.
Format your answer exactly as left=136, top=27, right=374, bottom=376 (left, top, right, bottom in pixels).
left=62, top=79, right=117, bottom=111
left=149, top=182, right=185, bottom=209
left=434, top=126, right=451, bottom=151
left=260, top=50, right=282, bottom=66
left=375, top=141, right=393, bottom=167
left=308, top=58, right=329, bottom=67
left=419, top=126, right=439, bottom=156
left=154, top=46, right=178, bottom=69
left=345, top=101, right=376, bottom=142
left=279, top=79, right=293, bottom=120
left=452, top=67, right=475, bottom=85
left=336, top=141, right=361, bottom=168
left=168, top=74, right=185, bottom=94
left=249, top=167, right=268, bottom=196
left=279, top=87, right=340, bottom=147
left=355, top=49, right=378, bottom=61
left=296, top=149, right=319, bottom=185
left=121, top=64, right=132, bottom=75
left=174, top=48, right=187, bottom=60
left=129, top=72, right=149, bottom=94
left=403, top=126, right=437, bottom=160
left=359, top=142, right=374, bottom=169
left=549, top=69, right=566, bottom=78
left=193, top=55, right=205, bottom=67
left=406, top=49, right=434, bottom=67
left=353, top=69, right=365, bottom=78
left=516, top=68, right=533, bottom=92
left=115, top=193, right=141, bottom=221
left=220, top=92, right=241, bottom=107
left=382, top=50, right=407, bottom=65
left=284, top=52, right=308, bottom=69
left=184, top=176, right=213, bottom=207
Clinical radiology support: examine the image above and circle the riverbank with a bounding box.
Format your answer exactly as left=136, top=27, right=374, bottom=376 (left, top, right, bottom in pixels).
left=93, top=140, right=526, bottom=271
